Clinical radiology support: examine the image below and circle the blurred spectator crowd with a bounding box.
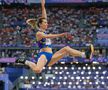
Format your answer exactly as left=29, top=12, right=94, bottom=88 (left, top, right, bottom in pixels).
left=0, top=6, right=108, bottom=47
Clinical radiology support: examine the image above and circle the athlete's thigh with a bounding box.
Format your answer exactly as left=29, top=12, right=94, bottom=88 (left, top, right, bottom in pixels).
left=36, top=55, right=47, bottom=70
left=48, top=48, right=67, bottom=66
left=52, top=47, right=68, bottom=59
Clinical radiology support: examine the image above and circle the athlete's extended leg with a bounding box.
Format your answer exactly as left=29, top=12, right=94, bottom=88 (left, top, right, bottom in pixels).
left=48, top=46, right=83, bottom=66
left=48, top=44, right=94, bottom=66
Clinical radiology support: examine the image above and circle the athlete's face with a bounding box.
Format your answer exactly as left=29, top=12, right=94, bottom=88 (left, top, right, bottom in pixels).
left=40, top=19, right=48, bottom=30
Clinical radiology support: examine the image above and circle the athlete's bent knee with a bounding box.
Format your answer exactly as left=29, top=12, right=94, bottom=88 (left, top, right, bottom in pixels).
left=34, top=67, right=42, bottom=74
left=66, top=46, right=70, bottom=48
left=64, top=46, right=70, bottom=50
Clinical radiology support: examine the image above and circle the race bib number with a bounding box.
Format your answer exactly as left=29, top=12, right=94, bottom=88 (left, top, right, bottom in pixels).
left=46, top=39, right=51, bottom=45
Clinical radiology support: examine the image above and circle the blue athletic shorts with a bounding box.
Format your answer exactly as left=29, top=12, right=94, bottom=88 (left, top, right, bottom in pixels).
left=36, top=52, right=53, bottom=65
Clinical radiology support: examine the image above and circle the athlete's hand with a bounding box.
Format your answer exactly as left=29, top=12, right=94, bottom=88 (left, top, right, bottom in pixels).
left=66, top=33, right=74, bottom=40
left=41, top=0, right=45, bottom=6
left=61, top=32, right=68, bottom=37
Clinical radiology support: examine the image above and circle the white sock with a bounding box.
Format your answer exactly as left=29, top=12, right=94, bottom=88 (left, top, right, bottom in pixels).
left=25, top=60, right=32, bottom=66
left=81, top=52, right=86, bottom=58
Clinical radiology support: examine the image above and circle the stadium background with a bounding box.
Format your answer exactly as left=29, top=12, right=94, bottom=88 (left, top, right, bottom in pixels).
left=0, top=0, right=108, bottom=90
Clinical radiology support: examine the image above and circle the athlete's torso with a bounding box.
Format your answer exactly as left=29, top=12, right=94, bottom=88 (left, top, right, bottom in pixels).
left=36, top=31, right=53, bottom=53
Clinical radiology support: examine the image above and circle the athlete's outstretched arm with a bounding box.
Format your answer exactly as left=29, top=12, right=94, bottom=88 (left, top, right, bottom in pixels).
left=26, top=0, right=46, bottom=28
left=37, top=32, right=68, bottom=39
left=41, top=0, right=47, bottom=19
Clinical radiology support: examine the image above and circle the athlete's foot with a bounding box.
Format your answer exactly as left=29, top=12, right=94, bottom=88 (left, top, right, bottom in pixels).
left=15, top=58, right=26, bottom=64
left=85, top=44, right=94, bottom=60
